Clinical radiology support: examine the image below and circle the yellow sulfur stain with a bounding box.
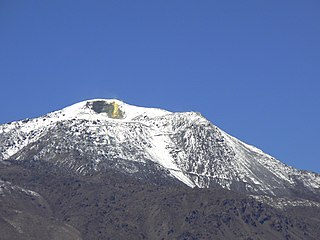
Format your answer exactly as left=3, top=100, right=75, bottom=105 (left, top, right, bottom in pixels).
left=111, top=102, right=121, bottom=118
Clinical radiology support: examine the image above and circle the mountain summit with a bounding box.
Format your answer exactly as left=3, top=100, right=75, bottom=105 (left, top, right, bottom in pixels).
left=47, top=99, right=171, bottom=121
left=0, top=99, right=319, bottom=200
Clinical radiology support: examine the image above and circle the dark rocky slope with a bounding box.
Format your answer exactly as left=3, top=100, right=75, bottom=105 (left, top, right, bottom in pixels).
left=1, top=160, right=319, bottom=240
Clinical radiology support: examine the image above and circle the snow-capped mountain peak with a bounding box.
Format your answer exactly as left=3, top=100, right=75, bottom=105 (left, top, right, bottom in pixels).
left=48, top=99, right=171, bottom=122
left=0, top=99, right=319, bottom=200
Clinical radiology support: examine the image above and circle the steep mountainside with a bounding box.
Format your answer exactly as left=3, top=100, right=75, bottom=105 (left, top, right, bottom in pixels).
left=1, top=99, right=320, bottom=239
left=0, top=99, right=319, bottom=201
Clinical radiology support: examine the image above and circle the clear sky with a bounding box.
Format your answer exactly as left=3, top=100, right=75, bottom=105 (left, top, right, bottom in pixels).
left=0, top=1, right=319, bottom=173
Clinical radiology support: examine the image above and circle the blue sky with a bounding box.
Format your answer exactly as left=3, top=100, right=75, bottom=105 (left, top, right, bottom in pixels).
left=0, top=0, right=319, bottom=173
